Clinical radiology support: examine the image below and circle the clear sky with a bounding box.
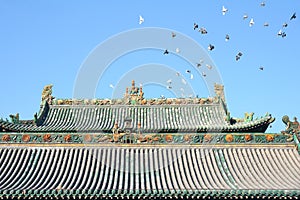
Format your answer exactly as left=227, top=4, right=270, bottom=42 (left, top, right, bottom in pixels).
left=0, top=1, right=299, bottom=133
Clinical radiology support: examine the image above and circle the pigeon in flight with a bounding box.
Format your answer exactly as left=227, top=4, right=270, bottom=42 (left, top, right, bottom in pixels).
left=222, top=6, right=228, bottom=15
left=243, top=14, right=248, bottom=20
left=260, top=2, right=265, bottom=7
left=249, top=18, right=255, bottom=27
left=259, top=66, right=264, bottom=71
left=166, top=85, right=172, bottom=89
left=171, top=32, right=176, bottom=38
left=282, top=22, right=288, bottom=28
left=175, top=48, right=180, bottom=53
left=225, top=34, right=230, bottom=41
left=139, top=15, right=144, bottom=24
left=277, top=29, right=287, bottom=38
left=199, top=27, right=208, bottom=34
left=263, top=22, right=269, bottom=27
left=236, top=52, right=243, bottom=61
left=208, top=44, right=215, bottom=51
left=190, top=74, right=194, bottom=80
left=290, top=12, right=296, bottom=20
left=109, top=84, right=114, bottom=89
left=196, top=59, right=204, bottom=67
left=167, top=79, right=172, bottom=84
left=194, top=23, right=199, bottom=30
left=176, top=72, right=180, bottom=76
left=181, top=78, right=187, bottom=85
left=202, top=72, right=207, bottom=77
left=163, top=49, right=169, bottom=55
left=186, top=69, right=191, bottom=74
left=206, top=64, right=213, bottom=70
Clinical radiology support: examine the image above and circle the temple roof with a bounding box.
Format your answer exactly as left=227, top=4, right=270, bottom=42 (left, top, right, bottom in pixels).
left=0, top=144, right=299, bottom=199
left=0, top=83, right=299, bottom=199
left=0, top=102, right=274, bottom=133
left=0, top=82, right=275, bottom=133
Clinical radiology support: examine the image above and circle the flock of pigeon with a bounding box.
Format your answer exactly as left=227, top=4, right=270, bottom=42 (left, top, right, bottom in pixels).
left=192, top=3, right=297, bottom=66
left=110, top=5, right=296, bottom=95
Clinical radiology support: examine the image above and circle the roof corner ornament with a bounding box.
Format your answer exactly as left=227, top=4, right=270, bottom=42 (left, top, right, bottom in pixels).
left=281, top=115, right=300, bottom=142
left=214, top=83, right=225, bottom=103
left=41, top=84, right=55, bottom=105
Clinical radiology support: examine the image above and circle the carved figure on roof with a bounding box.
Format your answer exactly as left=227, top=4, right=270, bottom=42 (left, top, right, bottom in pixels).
left=124, top=80, right=144, bottom=105
left=214, top=83, right=225, bottom=102
left=244, top=112, right=254, bottom=122
left=9, top=113, right=19, bottom=124
left=41, top=84, right=54, bottom=104
left=281, top=115, right=300, bottom=141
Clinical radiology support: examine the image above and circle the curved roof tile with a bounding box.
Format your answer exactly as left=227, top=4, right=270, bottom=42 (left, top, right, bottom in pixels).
left=0, top=103, right=274, bottom=133
left=0, top=145, right=299, bottom=198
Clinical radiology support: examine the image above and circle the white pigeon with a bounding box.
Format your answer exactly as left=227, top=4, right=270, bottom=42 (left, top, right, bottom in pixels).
left=167, top=79, right=172, bottom=84
left=175, top=48, right=180, bottom=53
left=206, top=64, right=213, bottom=70
left=139, top=15, right=144, bottom=25
left=249, top=18, right=255, bottom=27
left=196, top=59, right=204, bottom=67
left=190, top=74, right=194, bottom=80
left=222, top=6, right=228, bottom=15
left=109, top=84, right=114, bottom=89
left=181, top=78, right=187, bottom=85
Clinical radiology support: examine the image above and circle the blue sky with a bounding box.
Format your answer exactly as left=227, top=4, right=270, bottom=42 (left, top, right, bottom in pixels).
left=0, top=1, right=299, bottom=133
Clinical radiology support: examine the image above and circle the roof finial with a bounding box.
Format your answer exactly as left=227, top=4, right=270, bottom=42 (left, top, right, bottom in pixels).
left=41, top=84, right=54, bottom=105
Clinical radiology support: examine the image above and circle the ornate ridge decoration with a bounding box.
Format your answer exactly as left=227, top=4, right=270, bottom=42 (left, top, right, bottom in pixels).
left=43, top=134, right=51, bottom=142
left=84, top=134, right=92, bottom=142
left=225, top=134, right=234, bottom=143
left=41, top=84, right=54, bottom=104
left=22, top=135, right=30, bottom=142
left=2, top=134, right=10, bottom=142
left=281, top=115, right=300, bottom=142
left=245, top=134, right=252, bottom=142
left=204, top=134, right=212, bottom=142
left=165, top=134, right=173, bottom=142
left=0, top=133, right=293, bottom=144
left=184, top=134, right=191, bottom=142
left=53, top=97, right=219, bottom=106
left=51, top=81, right=221, bottom=106
left=266, top=134, right=274, bottom=142
left=64, top=134, right=72, bottom=142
